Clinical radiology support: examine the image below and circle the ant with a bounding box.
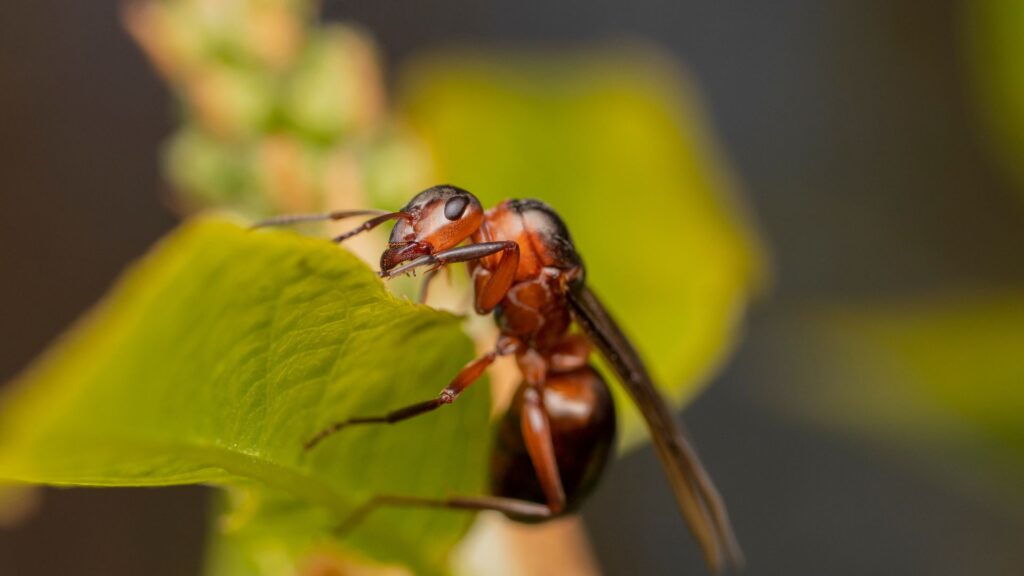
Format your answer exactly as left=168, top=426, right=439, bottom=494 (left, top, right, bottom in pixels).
left=256, top=185, right=743, bottom=572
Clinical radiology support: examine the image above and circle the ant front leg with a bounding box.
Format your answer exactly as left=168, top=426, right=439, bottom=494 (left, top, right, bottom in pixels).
left=418, top=268, right=440, bottom=304
left=304, top=336, right=522, bottom=451
left=471, top=242, right=520, bottom=314
left=382, top=241, right=520, bottom=313
left=419, top=265, right=459, bottom=305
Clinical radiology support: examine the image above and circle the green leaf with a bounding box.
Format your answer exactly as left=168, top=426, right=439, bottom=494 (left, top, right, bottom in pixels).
left=0, top=219, right=491, bottom=574
left=779, top=294, right=1024, bottom=505
left=398, top=47, right=766, bottom=441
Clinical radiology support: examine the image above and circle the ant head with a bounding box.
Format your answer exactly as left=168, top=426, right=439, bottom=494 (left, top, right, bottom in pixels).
left=380, top=185, right=485, bottom=272
left=391, top=184, right=485, bottom=249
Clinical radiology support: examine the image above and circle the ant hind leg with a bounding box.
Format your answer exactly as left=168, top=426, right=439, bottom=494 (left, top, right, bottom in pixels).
left=338, top=494, right=554, bottom=535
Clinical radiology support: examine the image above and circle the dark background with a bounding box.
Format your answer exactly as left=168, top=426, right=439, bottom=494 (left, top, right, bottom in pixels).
left=2, top=1, right=1023, bottom=574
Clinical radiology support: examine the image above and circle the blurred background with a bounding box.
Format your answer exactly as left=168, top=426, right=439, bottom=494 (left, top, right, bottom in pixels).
left=2, top=0, right=1024, bottom=575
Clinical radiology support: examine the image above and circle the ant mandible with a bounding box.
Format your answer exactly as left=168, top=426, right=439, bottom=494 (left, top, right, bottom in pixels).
left=256, top=185, right=743, bottom=572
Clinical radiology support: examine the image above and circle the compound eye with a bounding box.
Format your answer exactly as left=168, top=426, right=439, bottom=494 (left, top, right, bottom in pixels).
left=444, top=196, right=470, bottom=220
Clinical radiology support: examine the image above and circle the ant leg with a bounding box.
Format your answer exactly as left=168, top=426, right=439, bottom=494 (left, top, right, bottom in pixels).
left=472, top=243, right=519, bottom=314
left=520, top=385, right=567, bottom=514
left=304, top=336, right=522, bottom=451
left=337, top=494, right=553, bottom=535
left=418, top=268, right=440, bottom=304
left=382, top=241, right=519, bottom=311
left=513, top=348, right=567, bottom=512
left=251, top=209, right=389, bottom=229
left=303, top=398, right=445, bottom=450
left=383, top=241, right=517, bottom=279
left=303, top=354, right=491, bottom=450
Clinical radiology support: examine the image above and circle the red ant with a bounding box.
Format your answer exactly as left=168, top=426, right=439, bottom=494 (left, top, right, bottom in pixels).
left=256, top=185, right=743, bottom=572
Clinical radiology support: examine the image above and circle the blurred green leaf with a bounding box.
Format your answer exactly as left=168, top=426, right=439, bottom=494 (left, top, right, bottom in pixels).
left=0, top=220, right=490, bottom=574
left=203, top=485, right=400, bottom=576
left=969, top=0, right=1024, bottom=202
left=782, top=294, right=1024, bottom=504
left=398, top=47, right=765, bottom=441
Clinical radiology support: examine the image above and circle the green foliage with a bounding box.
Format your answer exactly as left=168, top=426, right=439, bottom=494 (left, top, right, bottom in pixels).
left=399, top=48, right=765, bottom=441
left=128, top=0, right=424, bottom=219
left=0, top=220, right=490, bottom=575
left=166, top=128, right=273, bottom=215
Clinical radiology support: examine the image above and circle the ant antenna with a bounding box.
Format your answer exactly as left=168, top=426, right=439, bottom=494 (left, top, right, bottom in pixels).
left=251, top=209, right=391, bottom=229
left=332, top=212, right=410, bottom=243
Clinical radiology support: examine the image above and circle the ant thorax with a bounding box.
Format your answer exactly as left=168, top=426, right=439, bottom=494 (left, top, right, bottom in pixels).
left=475, top=199, right=585, bottom=280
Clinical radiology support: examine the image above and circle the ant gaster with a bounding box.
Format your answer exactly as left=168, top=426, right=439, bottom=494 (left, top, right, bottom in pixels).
left=256, top=185, right=743, bottom=572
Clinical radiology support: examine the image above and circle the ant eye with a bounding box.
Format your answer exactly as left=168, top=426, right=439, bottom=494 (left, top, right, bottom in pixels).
left=444, top=196, right=469, bottom=221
